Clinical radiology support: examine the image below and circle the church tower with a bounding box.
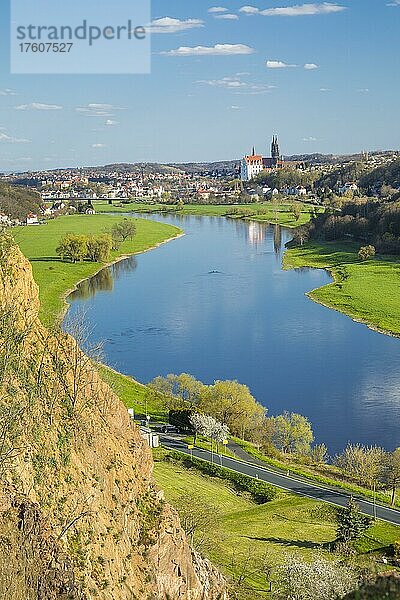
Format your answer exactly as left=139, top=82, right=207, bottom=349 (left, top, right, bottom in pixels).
left=271, top=135, right=280, bottom=161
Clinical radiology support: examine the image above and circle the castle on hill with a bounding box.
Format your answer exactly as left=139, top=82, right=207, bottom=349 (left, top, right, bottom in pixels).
left=240, top=136, right=285, bottom=181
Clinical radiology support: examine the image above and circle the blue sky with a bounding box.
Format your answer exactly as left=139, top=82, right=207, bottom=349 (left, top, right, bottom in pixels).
left=0, top=0, right=399, bottom=171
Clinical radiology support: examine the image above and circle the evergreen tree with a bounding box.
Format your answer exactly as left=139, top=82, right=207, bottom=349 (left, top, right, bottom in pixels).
left=336, top=498, right=372, bottom=547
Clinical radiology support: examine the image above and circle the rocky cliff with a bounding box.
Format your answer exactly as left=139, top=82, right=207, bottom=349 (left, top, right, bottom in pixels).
left=0, top=236, right=228, bottom=600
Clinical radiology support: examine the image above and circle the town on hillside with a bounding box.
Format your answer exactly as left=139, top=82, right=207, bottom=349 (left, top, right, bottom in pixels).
left=1, top=139, right=400, bottom=226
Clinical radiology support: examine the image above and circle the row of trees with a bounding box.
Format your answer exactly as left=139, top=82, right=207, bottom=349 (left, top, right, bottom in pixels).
left=151, top=373, right=400, bottom=503
left=295, top=198, right=400, bottom=255
left=56, top=219, right=137, bottom=263
left=255, top=167, right=318, bottom=190
left=149, top=373, right=316, bottom=456
left=335, top=444, right=400, bottom=503
left=57, top=234, right=113, bottom=263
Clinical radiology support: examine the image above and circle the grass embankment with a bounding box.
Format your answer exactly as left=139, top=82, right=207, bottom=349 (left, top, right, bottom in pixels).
left=231, top=438, right=400, bottom=509
left=284, top=241, right=400, bottom=336
left=13, top=214, right=181, bottom=326
left=98, top=364, right=167, bottom=422
left=154, top=451, right=400, bottom=598
left=94, top=200, right=321, bottom=228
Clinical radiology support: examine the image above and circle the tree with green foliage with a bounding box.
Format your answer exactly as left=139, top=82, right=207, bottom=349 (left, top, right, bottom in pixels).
left=86, top=234, right=113, bottom=262
left=290, top=203, right=303, bottom=222
left=270, top=411, right=314, bottom=455
left=149, top=373, right=205, bottom=408
left=335, top=497, right=372, bottom=548
left=358, top=245, right=376, bottom=261
left=110, top=218, right=136, bottom=250
left=56, top=234, right=87, bottom=263
left=310, top=443, right=328, bottom=464
left=199, top=379, right=266, bottom=438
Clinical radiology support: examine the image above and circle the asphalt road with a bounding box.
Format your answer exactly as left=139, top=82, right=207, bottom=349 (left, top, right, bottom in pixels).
left=160, top=435, right=400, bottom=526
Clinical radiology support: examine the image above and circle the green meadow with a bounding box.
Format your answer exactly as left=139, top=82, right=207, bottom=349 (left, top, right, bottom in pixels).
left=154, top=455, right=400, bottom=599
left=284, top=241, right=400, bottom=336
left=13, top=214, right=181, bottom=325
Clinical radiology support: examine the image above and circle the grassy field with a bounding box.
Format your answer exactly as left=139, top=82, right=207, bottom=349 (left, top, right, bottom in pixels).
left=154, top=455, right=400, bottom=598
left=13, top=214, right=181, bottom=325
left=98, top=364, right=167, bottom=422
left=94, top=200, right=321, bottom=228
left=284, top=241, right=400, bottom=336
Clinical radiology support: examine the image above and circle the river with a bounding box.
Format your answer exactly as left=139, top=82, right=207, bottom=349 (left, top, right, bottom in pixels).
left=65, top=214, right=400, bottom=454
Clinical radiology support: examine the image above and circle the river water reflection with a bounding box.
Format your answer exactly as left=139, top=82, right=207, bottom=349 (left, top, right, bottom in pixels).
left=65, top=214, right=400, bottom=454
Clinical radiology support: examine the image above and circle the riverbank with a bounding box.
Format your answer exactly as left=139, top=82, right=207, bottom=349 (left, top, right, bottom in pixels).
left=284, top=241, right=400, bottom=336
left=94, top=200, right=321, bottom=228
left=13, top=214, right=182, bottom=326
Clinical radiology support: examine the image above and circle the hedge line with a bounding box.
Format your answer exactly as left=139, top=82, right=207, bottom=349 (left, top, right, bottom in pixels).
left=165, top=449, right=278, bottom=504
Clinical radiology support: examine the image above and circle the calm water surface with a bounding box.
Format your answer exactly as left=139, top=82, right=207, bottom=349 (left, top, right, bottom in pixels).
left=66, top=214, right=400, bottom=454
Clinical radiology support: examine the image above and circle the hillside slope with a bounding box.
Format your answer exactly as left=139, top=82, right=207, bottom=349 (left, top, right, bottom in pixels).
left=0, top=234, right=227, bottom=599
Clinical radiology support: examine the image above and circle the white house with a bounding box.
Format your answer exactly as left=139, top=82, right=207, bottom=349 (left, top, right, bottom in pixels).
left=26, top=213, right=39, bottom=225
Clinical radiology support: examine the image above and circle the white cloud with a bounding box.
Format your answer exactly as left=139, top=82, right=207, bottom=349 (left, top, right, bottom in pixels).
left=214, top=13, right=239, bottom=19
left=76, top=103, right=125, bottom=117
left=208, top=6, right=229, bottom=12
left=149, top=17, right=204, bottom=34
left=240, top=3, right=346, bottom=16
left=266, top=60, right=297, bottom=68
left=162, top=44, right=255, bottom=56
left=304, top=62, right=319, bottom=69
left=92, top=143, right=106, bottom=148
left=302, top=136, right=317, bottom=142
left=230, top=105, right=241, bottom=109
left=15, top=102, right=63, bottom=110
left=387, top=0, right=400, bottom=5
left=0, top=132, right=30, bottom=143
left=105, top=119, right=119, bottom=126
left=239, top=6, right=260, bottom=13
left=197, top=75, right=274, bottom=94
left=357, top=88, right=369, bottom=93
left=0, top=89, right=17, bottom=96
left=1, top=156, right=32, bottom=163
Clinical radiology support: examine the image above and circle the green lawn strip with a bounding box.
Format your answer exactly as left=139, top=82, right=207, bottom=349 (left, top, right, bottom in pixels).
left=13, top=214, right=182, bottom=326
left=182, top=434, right=237, bottom=459
left=97, top=364, right=167, bottom=422
left=284, top=241, right=400, bottom=336
left=231, top=438, right=400, bottom=509
left=153, top=454, right=400, bottom=598
left=94, top=200, right=321, bottom=228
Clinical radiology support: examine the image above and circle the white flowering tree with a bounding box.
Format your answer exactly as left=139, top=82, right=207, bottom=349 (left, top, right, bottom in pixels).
left=280, top=555, right=358, bottom=600
left=190, top=413, right=229, bottom=457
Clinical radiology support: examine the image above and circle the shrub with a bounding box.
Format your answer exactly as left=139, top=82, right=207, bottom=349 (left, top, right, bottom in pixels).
left=358, top=245, right=376, bottom=261
left=392, top=540, right=400, bottom=565
left=167, top=450, right=278, bottom=503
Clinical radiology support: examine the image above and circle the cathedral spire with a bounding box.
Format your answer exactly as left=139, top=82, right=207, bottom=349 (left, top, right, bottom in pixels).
left=271, top=135, right=280, bottom=160
left=252, top=146, right=256, bottom=156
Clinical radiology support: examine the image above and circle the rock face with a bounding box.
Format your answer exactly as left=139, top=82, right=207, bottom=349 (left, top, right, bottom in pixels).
left=0, top=241, right=228, bottom=600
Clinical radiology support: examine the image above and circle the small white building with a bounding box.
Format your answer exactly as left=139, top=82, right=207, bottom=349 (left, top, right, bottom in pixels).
left=26, top=213, right=39, bottom=225
left=140, top=427, right=160, bottom=449
left=339, top=182, right=358, bottom=196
